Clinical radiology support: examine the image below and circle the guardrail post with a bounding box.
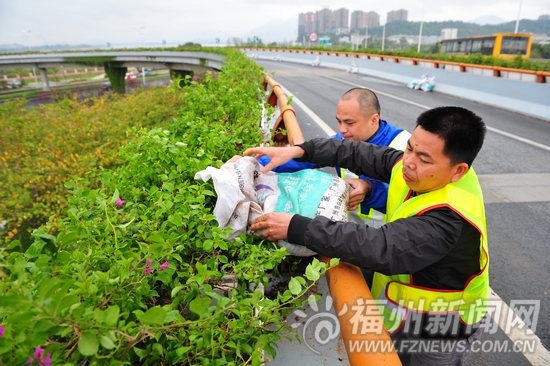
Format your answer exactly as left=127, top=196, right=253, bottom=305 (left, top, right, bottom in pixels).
left=38, top=68, right=50, bottom=91
left=264, top=75, right=305, bottom=146
left=321, top=256, right=402, bottom=365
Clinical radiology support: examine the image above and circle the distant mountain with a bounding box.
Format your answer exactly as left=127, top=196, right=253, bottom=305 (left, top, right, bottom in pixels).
left=0, top=43, right=27, bottom=52
left=243, top=18, right=298, bottom=44
left=348, top=19, right=549, bottom=40
left=467, top=15, right=508, bottom=25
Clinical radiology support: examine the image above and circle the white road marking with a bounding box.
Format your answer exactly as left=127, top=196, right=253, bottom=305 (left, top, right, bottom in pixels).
left=280, top=84, right=336, bottom=136
left=280, top=81, right=550, bottom=362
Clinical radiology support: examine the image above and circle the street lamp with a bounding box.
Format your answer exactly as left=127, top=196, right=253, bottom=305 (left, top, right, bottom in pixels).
left=382, top=20, right=386, bottom=51
left=514, top=0, right=523, bottom=34
left=21, top=29, right=32, bottom=51
left=417, top=0, right=425, bottom=52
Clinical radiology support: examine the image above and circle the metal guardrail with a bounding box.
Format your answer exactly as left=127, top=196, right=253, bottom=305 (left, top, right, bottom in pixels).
left=263, top=74, right=402, bottom=365
left=251, top=48, right=549, bottom=84
left=263, top=75, right=305, bottom=146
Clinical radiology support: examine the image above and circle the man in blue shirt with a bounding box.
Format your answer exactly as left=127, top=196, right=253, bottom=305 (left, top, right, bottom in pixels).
left=258, top=88, right=410, bottom=223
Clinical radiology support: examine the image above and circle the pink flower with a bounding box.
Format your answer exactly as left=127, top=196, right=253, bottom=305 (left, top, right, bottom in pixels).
left=116, top=198, right=125, bottom=206
left=160, top=261, right=170, bottom=271
left=43, top=353, right=52, bottom=366
left=145, top=259, right=153, bottom=274
left=25, top=347, right=52, bottom=366
left=33, top=348, right=44, bottom=361
left=0, top=325, right=4, bottom=338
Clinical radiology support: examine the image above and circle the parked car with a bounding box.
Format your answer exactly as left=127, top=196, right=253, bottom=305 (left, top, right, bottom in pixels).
left=138, top=71, right=151, bottom=77
left=7, top=79, right=22, bottom=87
left=125, top=71, right=139, bottom=80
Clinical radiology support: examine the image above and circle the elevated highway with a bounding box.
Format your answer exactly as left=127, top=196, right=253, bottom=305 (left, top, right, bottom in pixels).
left=0, top=51, right=224, bottom=92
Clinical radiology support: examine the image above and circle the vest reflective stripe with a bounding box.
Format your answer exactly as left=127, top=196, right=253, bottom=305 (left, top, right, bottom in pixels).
left=388, top=130, right=411, bottom=150
left=372, top=160, right=489, bottom=332
left=339, top=131, right=411, bottom=220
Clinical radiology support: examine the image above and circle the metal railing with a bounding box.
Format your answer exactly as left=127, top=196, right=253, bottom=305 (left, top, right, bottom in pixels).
left=263, top=74, right=402, bottom=365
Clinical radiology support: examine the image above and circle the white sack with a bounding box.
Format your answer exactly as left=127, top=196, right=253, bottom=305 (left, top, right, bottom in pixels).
left=195, top=157, right=350, bottom=256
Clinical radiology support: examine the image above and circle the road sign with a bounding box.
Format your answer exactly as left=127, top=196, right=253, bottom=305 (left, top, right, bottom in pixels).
left=162, top=40, right=166, bottom=45
left=308, top=32, right=318, bottom=42
left=253, top=36, right=259, bottom=42
left=216, top=38, right=220, bottom=44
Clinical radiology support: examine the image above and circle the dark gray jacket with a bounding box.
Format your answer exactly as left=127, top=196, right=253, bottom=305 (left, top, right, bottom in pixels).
left=288, top=138, right=481, bottom=291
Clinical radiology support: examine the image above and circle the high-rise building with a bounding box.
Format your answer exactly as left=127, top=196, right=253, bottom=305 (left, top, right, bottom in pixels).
left=387, top=9, right=408, bottom=23
left=332, top=8, right=349, bottom=31
left=350, top=10, right=367, bottom=29
left=316, top=8, right=333, bottom=33
left=365, top=11, right=380, bottom=28
left=350, top=10, right=379, bottom=29
left=298, top=12, right=316, bottom=39
left=298, top=13, right=306, bottom=39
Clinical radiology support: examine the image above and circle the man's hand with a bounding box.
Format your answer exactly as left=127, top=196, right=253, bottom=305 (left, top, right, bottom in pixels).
left=250, top=212, right=294, bottom=241
left=243, top=146, right=304, bottom=173
left=345, top=178, right=372, bottom=211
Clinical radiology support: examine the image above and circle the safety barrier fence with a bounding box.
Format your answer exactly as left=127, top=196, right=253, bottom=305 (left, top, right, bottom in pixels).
left=263, top=74, right=402, bottom=365
left=250, top=48, right=549, bottom=84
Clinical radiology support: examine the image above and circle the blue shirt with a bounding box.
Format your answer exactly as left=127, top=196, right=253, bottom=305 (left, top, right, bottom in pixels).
left=257, top=120, right=408, bottom=215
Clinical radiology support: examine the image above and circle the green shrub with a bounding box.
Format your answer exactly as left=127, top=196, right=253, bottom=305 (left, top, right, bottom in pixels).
left=0, top=48, right=335, bottom=365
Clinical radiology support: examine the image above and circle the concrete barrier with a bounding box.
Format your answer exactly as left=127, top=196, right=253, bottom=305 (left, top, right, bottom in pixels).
left=245, top=48, right=550, bottom=122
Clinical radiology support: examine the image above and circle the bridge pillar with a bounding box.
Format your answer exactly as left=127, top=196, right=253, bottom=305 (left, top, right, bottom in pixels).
left=170, top=69, right=194, bottom=87
left=39, top=68, right=50, bottom=91
left=104, top=63, right=127, bottom=94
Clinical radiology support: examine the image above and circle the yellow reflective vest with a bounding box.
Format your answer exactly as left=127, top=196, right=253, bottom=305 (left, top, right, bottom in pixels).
left=339, top=130, right=411, bottom=220
left=371, top=159, right=490, bottom=332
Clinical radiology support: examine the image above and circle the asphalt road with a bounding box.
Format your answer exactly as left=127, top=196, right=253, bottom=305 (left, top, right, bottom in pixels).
left=255, top=59, right=550, bottom=366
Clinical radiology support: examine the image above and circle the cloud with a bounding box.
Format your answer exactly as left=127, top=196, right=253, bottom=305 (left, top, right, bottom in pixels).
left=0, top=0, right=547, bottom=47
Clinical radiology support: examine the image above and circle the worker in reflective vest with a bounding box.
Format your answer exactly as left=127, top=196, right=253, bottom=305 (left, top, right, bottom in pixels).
left=371, top=159, right=489, bottom=332
left=246, top=105, right=489, bottom=365
left=338, top=127, right=409, bottom=223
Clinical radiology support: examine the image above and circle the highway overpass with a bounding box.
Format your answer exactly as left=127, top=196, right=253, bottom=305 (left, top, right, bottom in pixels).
left=0, top=51, right=225, bottom=92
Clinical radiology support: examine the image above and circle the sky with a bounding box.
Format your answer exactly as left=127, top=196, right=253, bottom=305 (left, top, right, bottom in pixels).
left=1, top=0, right=548, bottom=47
